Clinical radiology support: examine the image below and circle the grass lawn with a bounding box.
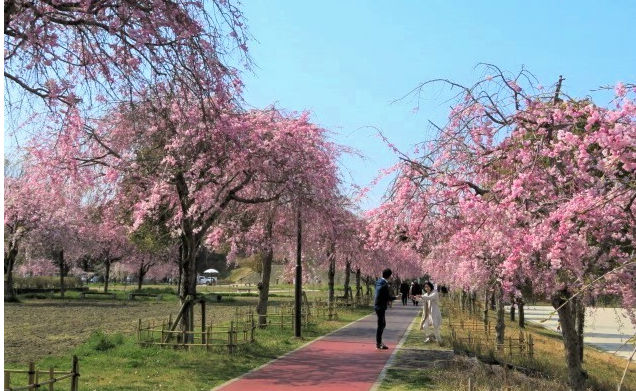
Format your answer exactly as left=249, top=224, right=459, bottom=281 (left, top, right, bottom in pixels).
left=5, top=295, right=371, bottom=391
left=378, top=299, right=635, bottom=391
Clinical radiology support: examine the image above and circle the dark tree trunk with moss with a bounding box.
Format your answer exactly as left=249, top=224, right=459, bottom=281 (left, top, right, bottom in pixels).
left=552, top=289, right=587, bottom=391
left=576, top=300, right=585, bottom=362
left=510, top=295, right=516, bottom=322
left=137, top=264, right=145, bottom=291
left=256, top=211, right=275, bottom=327
left=495, top=286, right=505, bottom=345
left=355, top=267, right=361, bottom=300
left=343, top=259, right=351, bottom=300
left=4, top=244, right=19, bottom=302
left=58, top=250, right=66, bottom=298
left=178, top=233, right=199, bottom=338
left=517, top=297, right=525, bottom=328
left=327, top=244, right=336, bottom=318
left=104, top=259, right=111, bottom=293
left=461, top=290, right=467, bottom=311
left=483, top=289, right=489, bottom=326
left=137, top=260, right=154, bottom=291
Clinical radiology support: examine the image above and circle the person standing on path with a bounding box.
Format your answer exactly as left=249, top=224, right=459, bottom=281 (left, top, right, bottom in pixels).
left=399, top=280, right=410, bottom=306
left=374, top=268, right=397, bottom=350
left=418, top=281, right=442, bottom=344
left=410, top=280, right=423, bottom=306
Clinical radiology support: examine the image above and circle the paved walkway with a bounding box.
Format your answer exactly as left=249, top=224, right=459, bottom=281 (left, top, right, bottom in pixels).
left=508, top=305, right=636, bottom=359
left=213, top=305, right=421, bottom=391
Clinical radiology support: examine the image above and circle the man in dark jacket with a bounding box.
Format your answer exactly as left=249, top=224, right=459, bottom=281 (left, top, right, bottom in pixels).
left=374, top=268, right=397, bottom=349
left=399, top=280, right=410, bottom=306
left=410, top=281, right=423, bottom=306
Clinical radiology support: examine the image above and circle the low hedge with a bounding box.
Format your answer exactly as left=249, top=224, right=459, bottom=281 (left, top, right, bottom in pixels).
left=12, top=276, right=84, bottom=290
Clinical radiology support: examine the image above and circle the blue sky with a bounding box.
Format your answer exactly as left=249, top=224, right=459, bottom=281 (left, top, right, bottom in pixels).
left=238, top=0, right=636, bottom=210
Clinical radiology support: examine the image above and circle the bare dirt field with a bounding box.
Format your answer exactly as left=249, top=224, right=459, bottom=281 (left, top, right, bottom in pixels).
left=4, top=296, right=274, bottom=363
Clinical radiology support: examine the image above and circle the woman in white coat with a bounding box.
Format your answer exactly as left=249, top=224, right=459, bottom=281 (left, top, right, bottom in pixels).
left=418, top=282, right=442, bottom=343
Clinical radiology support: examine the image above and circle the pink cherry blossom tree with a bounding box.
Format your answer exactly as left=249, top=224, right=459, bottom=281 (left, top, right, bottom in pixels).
left=29, top=96, right=345, bottom=334
left=4, top=0, right=248, bottom=131
left=369, top=66, right=635, bottom=390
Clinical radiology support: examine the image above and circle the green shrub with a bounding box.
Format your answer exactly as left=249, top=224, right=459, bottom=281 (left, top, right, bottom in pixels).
left=87, top=331, right=124, bottom=352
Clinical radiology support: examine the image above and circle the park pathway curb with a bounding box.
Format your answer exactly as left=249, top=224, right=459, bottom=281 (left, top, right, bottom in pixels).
left=211, top=305, right=421, bottom=391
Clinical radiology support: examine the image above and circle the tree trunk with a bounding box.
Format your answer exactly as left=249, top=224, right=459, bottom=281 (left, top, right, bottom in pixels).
left=178, top=233, right=198, bottom=339
left=510, top=295, right=516, bottom=322
left=495, top=286, right=505, bottom=345
left=576, top=299, right=585, bottom=362
left=552, top=290, right=587, bottom=391
left=461, top=290, right=466, bottom=311
left=327, top=243, right=336, bottom=319
left=343, top=259, right=351, bottom=300
left=177, top=246, right=183, bottom=294
left=490, top=289, right=496, bottom=310
left=256, top=212, right=274, bottom=327
left=58, top=250, right=65, bottom=298
left=483, top=290, right=489, bottom=326
left=355, top=267, right=361, bottom=299
left=104, top=259, right=111, bottom=293
left=137, top=263, right=146, bottom=291
left=4, top=246, right=18, bottom=302
left=517, top=298, right=525, bottom=328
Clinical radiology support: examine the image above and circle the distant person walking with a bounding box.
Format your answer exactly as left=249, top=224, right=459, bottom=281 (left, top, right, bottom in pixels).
left=374, top=268, right=397, bottom=350
left=418, top=281, right=442, bottom=344
left=399, top=280, right=410, bottom=306
left=410, top=281, right=423, bottom=306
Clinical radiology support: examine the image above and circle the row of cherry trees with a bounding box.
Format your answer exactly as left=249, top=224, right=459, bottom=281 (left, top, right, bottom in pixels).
left=4, top=161, right=178, bottom=300
left=4, top=1, right=425, bottom=335
left=368, top=66, right=635, bottom=391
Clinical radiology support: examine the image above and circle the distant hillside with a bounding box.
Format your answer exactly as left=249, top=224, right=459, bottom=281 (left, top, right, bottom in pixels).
left=226, top=265, right=286, bottom=284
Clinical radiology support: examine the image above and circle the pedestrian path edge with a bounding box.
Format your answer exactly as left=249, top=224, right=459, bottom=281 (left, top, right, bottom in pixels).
left=209, top=313, right=375, bottom=391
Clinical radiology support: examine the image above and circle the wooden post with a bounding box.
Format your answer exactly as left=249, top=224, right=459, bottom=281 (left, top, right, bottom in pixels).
left=71, top=355, right=79, bottom=391
left=4, top=372, right=9, bottom=390
left=48, top=367, right=54, bottom=391
left=201, top=300, right=206, bottom=344
left=228, top=321, right=234, bottom=353
left=28, top=362, right=35, bottom=391
left=206, top=326, right=211, bottom=351
left=250, top=309, right=255, bottom=342
left=529, top=334, right=534, bottom=357
left=161, top=323, right=165, bottom=344
left=468, top=376, right=474, bottom=391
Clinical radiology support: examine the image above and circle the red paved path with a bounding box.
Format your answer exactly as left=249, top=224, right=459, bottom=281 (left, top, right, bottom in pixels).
left=213, top=305, right=420, bottom=391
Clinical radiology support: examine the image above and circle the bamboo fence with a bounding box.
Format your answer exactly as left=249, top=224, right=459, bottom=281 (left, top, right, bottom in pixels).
left=444, top=295, right=535, bottom=359
left=4, top=356, right=79, bottom=391
left=137, top=309, right=256, bottom=353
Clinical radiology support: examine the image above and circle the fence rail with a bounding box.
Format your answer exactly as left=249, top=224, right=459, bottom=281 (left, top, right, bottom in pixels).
left=4, top=356, right=79, bottom=391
